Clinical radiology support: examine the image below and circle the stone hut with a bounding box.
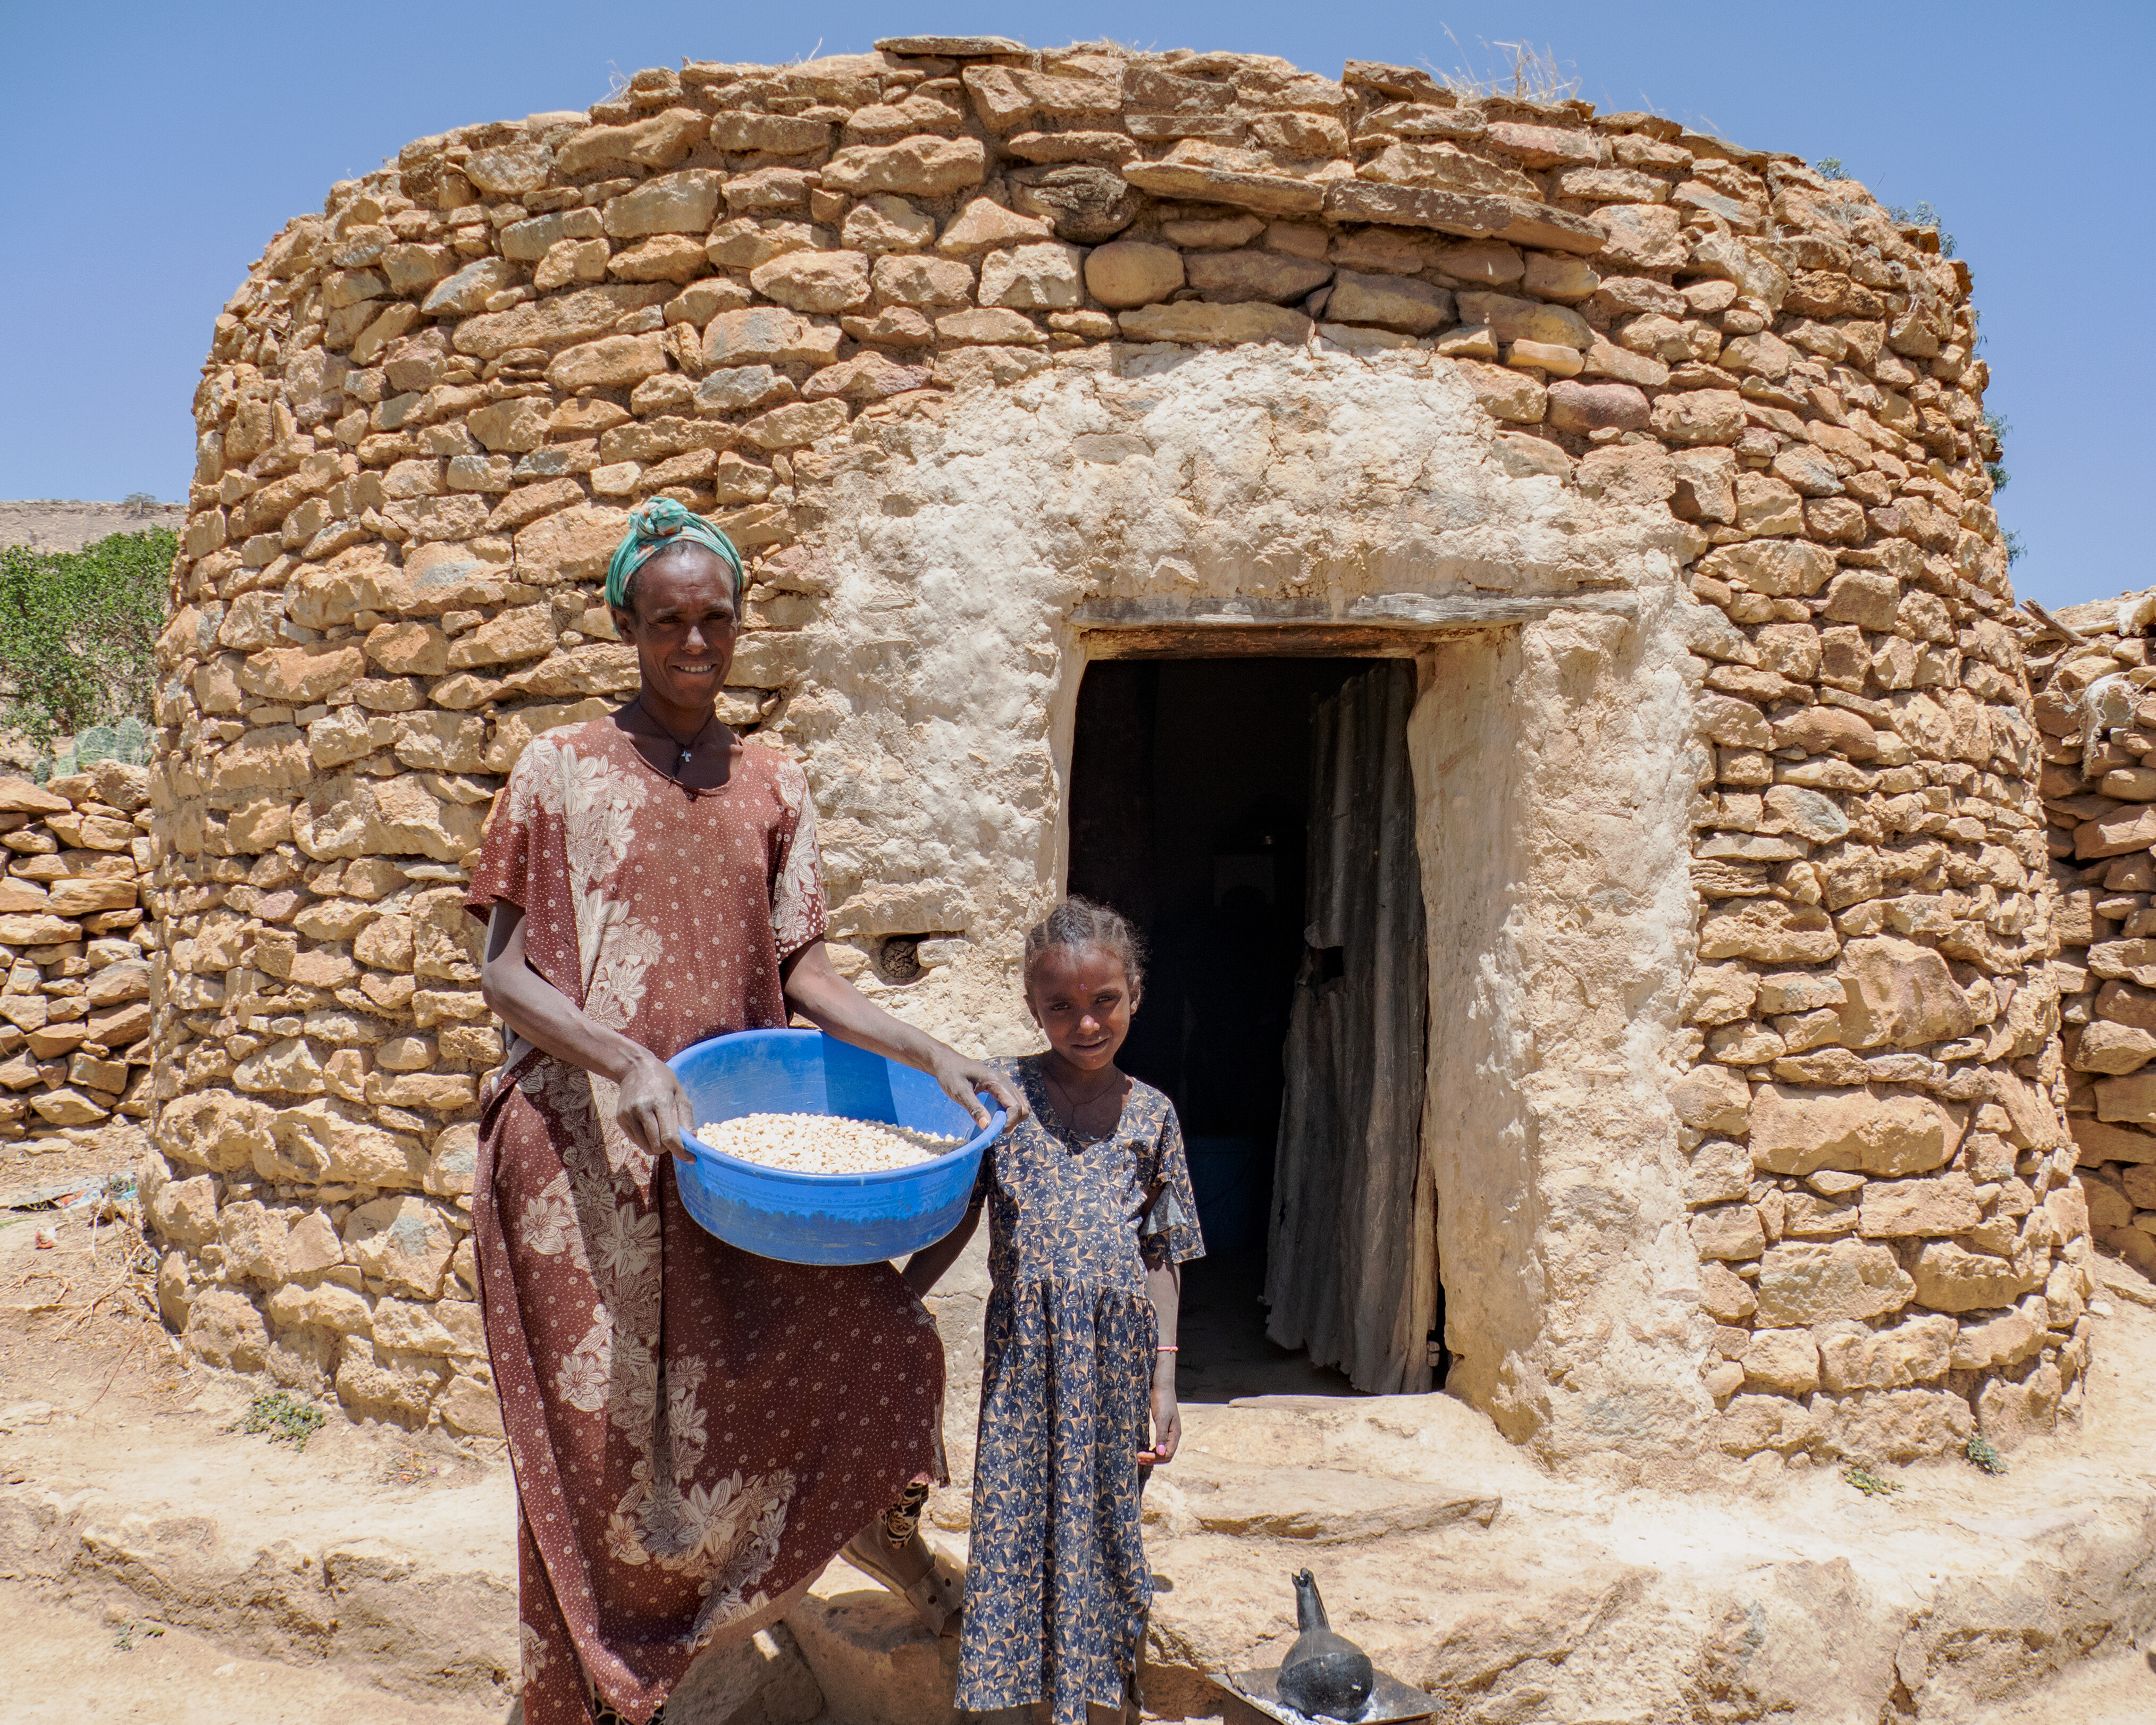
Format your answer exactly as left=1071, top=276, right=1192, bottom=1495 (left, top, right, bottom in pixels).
left=140, top=35, right=2094, bottom=1474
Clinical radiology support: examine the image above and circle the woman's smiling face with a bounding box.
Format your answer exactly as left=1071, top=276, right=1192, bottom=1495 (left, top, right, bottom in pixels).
left=613, top=544, right=740, bottom=711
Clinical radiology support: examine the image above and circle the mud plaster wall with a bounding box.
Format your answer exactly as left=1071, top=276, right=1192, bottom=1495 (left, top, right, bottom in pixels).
left=135, top=35, right=2091, bottom=1470
left=796, top=346, right=1680, bottom=1043
left=802, top=348, right=1682, bottom=1475
left=1413, top=601, right=1708, bottom=1459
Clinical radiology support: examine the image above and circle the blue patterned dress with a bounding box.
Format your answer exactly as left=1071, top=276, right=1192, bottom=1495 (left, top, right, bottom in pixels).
left=955, top=1056, right=1205, bottom=1725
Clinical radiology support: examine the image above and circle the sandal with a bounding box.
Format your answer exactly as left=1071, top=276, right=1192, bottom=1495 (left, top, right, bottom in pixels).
left=842, top=1524, right=966, bottom=1638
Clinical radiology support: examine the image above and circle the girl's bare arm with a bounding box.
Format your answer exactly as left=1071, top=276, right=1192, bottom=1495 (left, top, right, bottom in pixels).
left=1139, top=1259, right=1182, bottom=1463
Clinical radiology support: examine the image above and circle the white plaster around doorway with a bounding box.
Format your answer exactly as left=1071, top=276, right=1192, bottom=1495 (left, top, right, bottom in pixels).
left=791, top=340, right=1702, bottom=1458
left=787, top=341, right=1687, bottom=1047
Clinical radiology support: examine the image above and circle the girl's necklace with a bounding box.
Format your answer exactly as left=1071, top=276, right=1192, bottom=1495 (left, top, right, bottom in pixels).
left=1044, top=1067, right=1123, bottom=1141
left=632, top=697, right=716, bottom=781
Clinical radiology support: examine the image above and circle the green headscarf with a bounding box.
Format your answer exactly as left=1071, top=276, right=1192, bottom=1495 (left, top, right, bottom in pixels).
left=605, top=497, right=746, bottom=611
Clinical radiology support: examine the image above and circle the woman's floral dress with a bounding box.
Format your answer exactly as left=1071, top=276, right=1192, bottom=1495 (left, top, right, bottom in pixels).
left=466, top=720, right=943, bottom=1725
left=956, top=1056, right=1205, bottom=1725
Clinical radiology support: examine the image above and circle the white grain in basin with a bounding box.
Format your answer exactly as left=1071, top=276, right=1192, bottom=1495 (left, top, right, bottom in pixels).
left=695, top=1111, right=962, bottom=1173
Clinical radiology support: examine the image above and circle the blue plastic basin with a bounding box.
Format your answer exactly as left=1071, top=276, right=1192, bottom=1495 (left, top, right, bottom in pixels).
left=669, top=1028, right=1005, bottom=1266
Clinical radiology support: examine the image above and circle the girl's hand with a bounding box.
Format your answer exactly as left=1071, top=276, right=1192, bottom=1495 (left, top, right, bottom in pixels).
left=618, top=1051, right=698, bottom=1163
left=930, top=1049, right=1030, bottom=1129
left=1137, top=1361, right=1180, bottom=1465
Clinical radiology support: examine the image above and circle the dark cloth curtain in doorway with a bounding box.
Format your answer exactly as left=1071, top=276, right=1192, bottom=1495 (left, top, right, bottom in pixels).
left=1265, top=660, right=1433, bottom=1394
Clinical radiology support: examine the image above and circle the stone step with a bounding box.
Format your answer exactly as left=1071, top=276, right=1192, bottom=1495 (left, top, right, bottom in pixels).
left=660, top=1623, right=827, bottom=1725
left=0, top=1383, right=518, bottom=1707
left=1164, top=1465, right=1500, bottom=1544
left=12, top=1301, right=2156, bottom=1725
left=0, top=1378, right=843, bottom=1725
left=788, top=1553, right=963, bottom=1725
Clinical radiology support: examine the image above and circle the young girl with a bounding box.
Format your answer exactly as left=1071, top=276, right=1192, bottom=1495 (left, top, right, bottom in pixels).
left=904, top=898, right=1204, bottom=1725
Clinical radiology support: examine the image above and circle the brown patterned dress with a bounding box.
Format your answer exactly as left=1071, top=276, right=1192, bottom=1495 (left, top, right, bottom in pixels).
left=466, top=719, right=943, bottom=1725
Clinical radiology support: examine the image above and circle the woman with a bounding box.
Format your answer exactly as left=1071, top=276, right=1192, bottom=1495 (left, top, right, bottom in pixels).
left=469, top=499, right=1025, bottom=1725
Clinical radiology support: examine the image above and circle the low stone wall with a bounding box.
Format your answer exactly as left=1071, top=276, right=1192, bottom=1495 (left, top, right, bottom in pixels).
left=0, top=499, right=189, bottom=556
left=0, top=762, right=156, bottom=1149
left=2012, top=593, right=2156, bottom=1281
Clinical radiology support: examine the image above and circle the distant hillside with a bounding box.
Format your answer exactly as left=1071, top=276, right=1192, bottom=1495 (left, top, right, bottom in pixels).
left=0, top=499, right=186, bottom=553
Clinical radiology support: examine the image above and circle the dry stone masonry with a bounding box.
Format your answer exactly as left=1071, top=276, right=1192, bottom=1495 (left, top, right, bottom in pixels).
left=2009, top=593, right=2156, bottom=1285
left=139, top=35, right=2097, bottom=1465
left=0, top=764, right=156, bottom=1136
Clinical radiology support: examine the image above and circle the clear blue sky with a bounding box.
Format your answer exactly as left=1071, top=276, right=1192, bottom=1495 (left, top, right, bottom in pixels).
left=0, top=2, right=2144, bottom=610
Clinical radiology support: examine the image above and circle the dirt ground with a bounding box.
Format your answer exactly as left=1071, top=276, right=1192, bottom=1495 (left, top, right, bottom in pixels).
left=0, top=1125, right=178, bottom=1435
left=6, top=1127, right=2155, bottom=1723
left=1970, top=1647, right=2156, bottom=1723
left=0, top=1580, right=496, bottom=1724
left=1, top=1122, right=157, bottom=1198
left=0, top=1129, right=511, bottom=1722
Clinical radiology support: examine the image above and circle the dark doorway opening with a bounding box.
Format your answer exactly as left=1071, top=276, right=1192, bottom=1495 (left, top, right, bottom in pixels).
left=1066, top=657, right=1383, bottom=1402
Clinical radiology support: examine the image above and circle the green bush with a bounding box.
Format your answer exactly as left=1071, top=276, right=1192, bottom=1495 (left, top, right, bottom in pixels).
left=0, top=528, right=171, bottom=756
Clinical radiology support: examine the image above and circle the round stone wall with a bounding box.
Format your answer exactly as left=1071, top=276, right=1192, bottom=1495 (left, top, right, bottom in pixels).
left=140, top=35, right=2084, bottom=1462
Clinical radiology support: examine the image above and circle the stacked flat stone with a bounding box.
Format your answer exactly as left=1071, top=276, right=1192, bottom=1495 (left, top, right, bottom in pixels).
left=2006, top=594, right=2156, bottom=1285
left=1673, top=517, right=2086, bottom=1454
left=143, top=36, right=2063, bottom=1450
left=1672, top=490, right=2083, bottom=1450
left=0, top=763, right=156, bottom=1138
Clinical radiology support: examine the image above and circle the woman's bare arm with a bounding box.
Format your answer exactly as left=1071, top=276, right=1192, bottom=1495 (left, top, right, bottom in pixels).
left=480, top=902, right=695, bottom=1163
left=781, top=941, right=1028, bottom=1128
left=480, top=910, right=1028, bottom=1163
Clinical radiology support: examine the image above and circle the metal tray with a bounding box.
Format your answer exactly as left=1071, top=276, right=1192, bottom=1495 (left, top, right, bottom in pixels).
left=1226, top=1666, right=1435, bottom=1724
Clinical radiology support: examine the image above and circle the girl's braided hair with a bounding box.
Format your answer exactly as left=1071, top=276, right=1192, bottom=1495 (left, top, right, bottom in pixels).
left=1021, top=896, right=1147, bottom=997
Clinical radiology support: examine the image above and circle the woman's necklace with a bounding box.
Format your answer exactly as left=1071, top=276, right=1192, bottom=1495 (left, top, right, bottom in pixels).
left=632, top=697, right=716, bottom=781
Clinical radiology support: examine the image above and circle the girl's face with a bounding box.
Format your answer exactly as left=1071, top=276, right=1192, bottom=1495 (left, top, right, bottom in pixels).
left=1025, top=944, right=1137, bottom=1074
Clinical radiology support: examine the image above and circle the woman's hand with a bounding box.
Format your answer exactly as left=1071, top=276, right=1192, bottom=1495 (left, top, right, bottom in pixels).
left=616, top=1050, right=698, bottom=1163
left=1137, top=1359, right=1180, bottom=1465
left=485, top=905, right=699, bottom=1155
left=930, top=1049, right=1030, bottom=1130
left=780, top=941, right=1029, bottom=1129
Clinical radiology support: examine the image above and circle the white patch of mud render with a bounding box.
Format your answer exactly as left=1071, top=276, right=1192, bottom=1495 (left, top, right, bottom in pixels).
left=799, top=345, right=1681, bottom=1009
left=804, top=349, right=1701, bottom=1452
